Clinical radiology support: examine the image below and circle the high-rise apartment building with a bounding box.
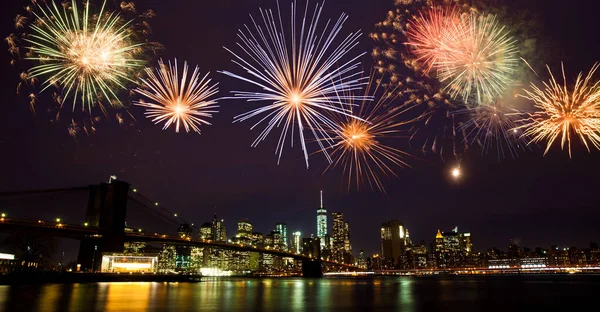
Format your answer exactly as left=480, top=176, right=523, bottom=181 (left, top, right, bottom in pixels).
left=276, top=223, right=288, bottom=248
left=316, top=190, right=327, bottom=249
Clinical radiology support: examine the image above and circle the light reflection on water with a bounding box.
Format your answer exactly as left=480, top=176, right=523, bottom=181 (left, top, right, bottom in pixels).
left=0, top=276, right=598, bottom=311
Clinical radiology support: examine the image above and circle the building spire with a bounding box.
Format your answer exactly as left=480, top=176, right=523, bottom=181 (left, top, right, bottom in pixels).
left=320, top=190, right=323, bottom=208
left=436, top=229, right=443, bottom=239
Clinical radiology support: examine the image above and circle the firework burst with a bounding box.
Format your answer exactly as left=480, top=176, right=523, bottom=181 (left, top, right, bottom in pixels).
left=456, top=102, right=529, bottom=159
left=9, top=0, right=147, bottom=112
left=404, top=6, right=464, bottom=76
left=134, top=59, right=219, bottom=134
left=326, top=75, right=416, bottom=193
left=518, top=63, right=600, bottom=157
left=220, top=0, right=368, bottom=168
left=438, top=12, right=520, bottom=105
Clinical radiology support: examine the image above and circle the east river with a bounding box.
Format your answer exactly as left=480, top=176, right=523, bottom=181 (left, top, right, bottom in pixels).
left=0, top=275, right=597, bottom=311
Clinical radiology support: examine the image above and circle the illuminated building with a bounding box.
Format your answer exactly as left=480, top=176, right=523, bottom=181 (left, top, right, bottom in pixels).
left=265, top=230, right=285, bottom=251
left=276, top=222, right=288, bottom=248
left=302, top=237, right=321, bottom=259
left=332, top=212, right=344, bottom=262
left=178, top=223, right=193, bottom=238
left=0, top=253, right=16, bottom=273
left=316, top=190, right=327, bottom=250
left=212, top=214, right=227, bottom=242
left=199, top=222, right=212, bottom=240
left=101, top=255, right=158, bottom=273
left=432, top=227, right=472, bottom=268
left=332, top=212, right=352, bottom=263
left=175, top=246, right=191, bottom=271
left=189, top=247, right=203, bottom=272
left=292, top=231, right=302, bottom=254
left=238, top=219, right=253, bottom=237
left=356, top=250, right=367, bottom=269
left=380, top=220, right=411, bottom=268
left=157, top=245, right=176, bottom=273
left=232, top=219, right=256, bottom=246
left=123, top=241, right=146, bottom=254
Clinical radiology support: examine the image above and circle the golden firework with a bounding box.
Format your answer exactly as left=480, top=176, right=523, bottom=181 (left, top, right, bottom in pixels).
left=518, top=63, right=600, bottom=157
left=327, top=75, right=416, bottom=193
left=134, top=59, right=219, bottom=134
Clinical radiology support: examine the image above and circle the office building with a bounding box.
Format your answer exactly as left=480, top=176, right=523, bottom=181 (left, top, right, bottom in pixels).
left=292, top=231, right=302, bottom=254
left=199, top=222, right=212, bottom=240
left=178, top=223, right=193, bottom=238
left=317, top=190, right=328, bottom=249
left=432, top=226, right=472, bottom=268
left=212, top=214, right=227, bottom=242
left=276, top=222, right=288, bottom=248
left=302, top=237, right=321, bottom=259
left=381, top=220, right=411, bottom=268
left=332, top=212, right=352, bottom=263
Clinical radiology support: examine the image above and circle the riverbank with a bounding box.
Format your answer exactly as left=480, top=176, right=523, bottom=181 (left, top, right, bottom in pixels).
left=0, top=272, right=201, bottom=285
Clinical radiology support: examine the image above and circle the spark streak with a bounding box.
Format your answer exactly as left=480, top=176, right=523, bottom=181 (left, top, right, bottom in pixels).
left=220, top=0, right=368, bottom=168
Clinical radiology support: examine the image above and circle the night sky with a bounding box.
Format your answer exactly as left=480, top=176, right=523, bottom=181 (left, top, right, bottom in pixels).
left=1, top=0, right=599, bottom=259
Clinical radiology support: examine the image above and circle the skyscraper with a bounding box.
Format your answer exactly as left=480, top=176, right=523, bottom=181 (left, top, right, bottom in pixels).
left=344, top=221, right=352, bottom=254
left=381, top=220, right=411, bottom=268
left=276, top=222, right=288, bottom=248
left=316, top=190, right=327, bottom=249
left=332, top=212, right=345, bottom=262
left=292, top=231, right=302, bottom=254
left=212, top=214, right=227, bottom=242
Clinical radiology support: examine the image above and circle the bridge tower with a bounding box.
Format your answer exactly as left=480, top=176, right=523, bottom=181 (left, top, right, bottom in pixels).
left=77, top=180, right=130, bottom=271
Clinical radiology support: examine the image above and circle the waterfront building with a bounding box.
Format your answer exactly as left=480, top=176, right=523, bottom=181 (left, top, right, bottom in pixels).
left=101, top=254, right=158, bottom=273
left=157, top=245, right=176, bottom=273
left=316, top=190, right=327, bottom=250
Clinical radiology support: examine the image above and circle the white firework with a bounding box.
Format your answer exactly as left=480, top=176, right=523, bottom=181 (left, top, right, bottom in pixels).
left=220, top=0, right=369, bottom=168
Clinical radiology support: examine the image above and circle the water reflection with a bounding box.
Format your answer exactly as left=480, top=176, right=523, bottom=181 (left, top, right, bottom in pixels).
left=0, top=276, right=595, bottom=311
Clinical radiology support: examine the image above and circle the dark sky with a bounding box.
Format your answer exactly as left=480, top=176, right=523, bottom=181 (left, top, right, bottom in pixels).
left=1, top=0, right=600, bottom=258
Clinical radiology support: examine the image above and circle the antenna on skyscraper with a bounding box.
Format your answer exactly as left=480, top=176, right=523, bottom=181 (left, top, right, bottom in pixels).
left=320, top=190, right=323, bottom=208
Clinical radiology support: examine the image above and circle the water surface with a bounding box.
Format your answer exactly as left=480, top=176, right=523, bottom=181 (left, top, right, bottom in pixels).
left=0, top=275, right=597, bottom=311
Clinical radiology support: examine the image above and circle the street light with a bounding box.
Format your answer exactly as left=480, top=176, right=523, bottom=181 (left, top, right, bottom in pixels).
left=1, top=213, right=6, bottom=218
left=84, top=222, right=88, bottom=227
left=56, top=218, right=61, bottom=223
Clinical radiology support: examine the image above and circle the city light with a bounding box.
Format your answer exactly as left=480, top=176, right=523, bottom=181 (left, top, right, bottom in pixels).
left=56, top=218, right=61, bottom=223
left=84, top=222, right=88, bottom=227
left=1, top=213, right=6, bottom=218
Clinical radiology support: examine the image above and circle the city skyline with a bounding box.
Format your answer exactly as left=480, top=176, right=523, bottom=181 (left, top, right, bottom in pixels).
left=0, top=0, right=599, bottom=259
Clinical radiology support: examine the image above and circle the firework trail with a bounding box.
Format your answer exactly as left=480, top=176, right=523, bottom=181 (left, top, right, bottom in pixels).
left=518, top=63, right=600, bottom=157
left=220, top=0, right=368, bottom=168
left=135, top=59, right=219, bottom=134
left=325, top=73, right=417, bottom=193
left=456, top=102, right=529, bottom=159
